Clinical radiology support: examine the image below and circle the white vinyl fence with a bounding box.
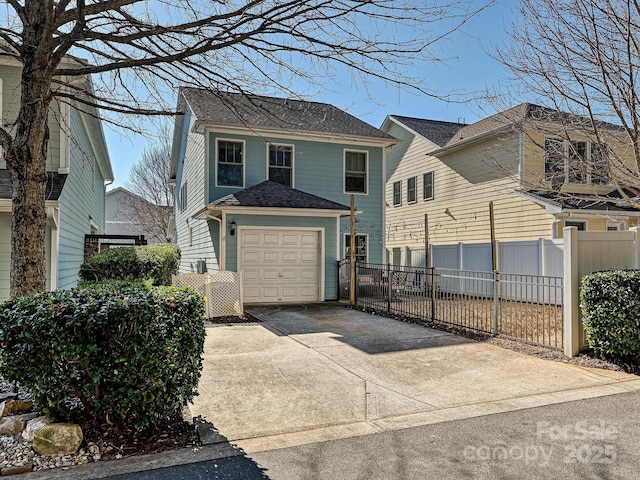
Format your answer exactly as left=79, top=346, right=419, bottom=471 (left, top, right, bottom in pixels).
left=409, top=238, right=563, bottom=276
left=405, top=229, right=640, bottom=357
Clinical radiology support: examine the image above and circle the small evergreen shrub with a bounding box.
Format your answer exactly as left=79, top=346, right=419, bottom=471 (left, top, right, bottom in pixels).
left=581, top=270, right=640, bottom=357
left=0, top=284, right=205, bottom=428
left=79, top=244, right=180, bottom=286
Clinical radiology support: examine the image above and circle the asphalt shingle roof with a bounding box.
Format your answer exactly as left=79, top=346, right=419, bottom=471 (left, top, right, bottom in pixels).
left=209, top=181, right=351, bottom=211
left=444, top=103, right=624, bottom=147
left=180, top=88, right=395, bottom=141
left=389, top=115, right=465, bottom=146
left=524, top=189, right=640, bottom=212
left=0, top=170, right=67, bottom=201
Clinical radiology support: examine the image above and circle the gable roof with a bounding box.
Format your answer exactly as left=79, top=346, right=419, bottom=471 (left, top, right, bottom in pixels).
left=179, top=88, right=396, bottom=142
left=439, top=103, right=625, bottom=152
left=388, top=115, right=465, bottom=146
left=521, top=189, right=640, bottom=214
left=0, top=170, right=67, bottom=201
left=207, top=180, right=351, bottom=211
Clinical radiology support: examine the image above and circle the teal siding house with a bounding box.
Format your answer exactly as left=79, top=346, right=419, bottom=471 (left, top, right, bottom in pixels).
left=170, top=88, right=396, bottom=303
left=0, top=60, right=113, bottom=300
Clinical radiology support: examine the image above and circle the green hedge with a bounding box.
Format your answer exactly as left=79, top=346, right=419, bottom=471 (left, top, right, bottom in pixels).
left=79, top=244, right=180, bottom=286
left=581, top=270, right=640, bottom=357
left=0, top=285, right=205, bottom=428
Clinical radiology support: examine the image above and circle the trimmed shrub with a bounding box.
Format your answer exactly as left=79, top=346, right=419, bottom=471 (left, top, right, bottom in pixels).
left=0, top=284, right=205, bottom=428
left=581, top=270, right=640, bottom=357
left=78, top=244, right=180, bottom=286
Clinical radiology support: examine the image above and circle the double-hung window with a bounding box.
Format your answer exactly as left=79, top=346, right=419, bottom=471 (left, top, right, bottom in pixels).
left=268, top=144, right=293, bottom=186
left=392, top=181, right=401, bottom=206
left=407, top=176, right=417, bottom=203
left=345, top=234, right=367, bottom=263
left=423, top=171, right=434, bottom=200
left=344, top=150, right=368, bottom=194
left=544, top=137, right=565, bottom=186
left=544, top=137, right=609, bottom=186
left=217, top=140, right=244, bottom=187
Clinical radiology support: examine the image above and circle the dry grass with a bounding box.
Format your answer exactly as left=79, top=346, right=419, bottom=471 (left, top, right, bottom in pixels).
left=357, top=291, right=562, bottom=349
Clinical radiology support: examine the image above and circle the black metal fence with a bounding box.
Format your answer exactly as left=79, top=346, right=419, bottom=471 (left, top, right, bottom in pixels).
left=338, top=260, right=563, bottom=349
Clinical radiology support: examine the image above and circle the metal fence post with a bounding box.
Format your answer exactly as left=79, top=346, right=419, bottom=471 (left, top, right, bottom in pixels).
left=354, top=261, right=359, bottom=306
left=430, top=267, right=436, bottom=321
left=493, top=270, right=499, bottom=336
left=387, top=262, right=392, bottom=313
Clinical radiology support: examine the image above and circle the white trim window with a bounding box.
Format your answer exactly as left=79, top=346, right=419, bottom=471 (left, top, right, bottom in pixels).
left=179, top=181, right=188, bottom=212
left=217, top=139, right=244, bottom=187
left=544, top=137, right=608, bottom=186
left=565, top=220, right=586, bottom=231
left=407, top=176, right=417, bottom=203
left=344, top=150, right=368, bottom=194
left=345, top=233, right=368, bottom=263
left=268, top=144, right=293, bottom=187
left=423, top=171, right=434, bottom=200
left=393, top=181, right=401, bottom=206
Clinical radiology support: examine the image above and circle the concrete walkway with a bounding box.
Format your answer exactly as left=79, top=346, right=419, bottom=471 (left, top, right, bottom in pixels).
left=190, top=304, right=640, bottom=455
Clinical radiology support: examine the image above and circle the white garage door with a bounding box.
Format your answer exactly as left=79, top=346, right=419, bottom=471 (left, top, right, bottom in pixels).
left=239, top=228, right=321, bottom=303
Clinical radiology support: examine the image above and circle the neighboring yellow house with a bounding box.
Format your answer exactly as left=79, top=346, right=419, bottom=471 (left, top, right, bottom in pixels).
left=382, top=105, right=640, bottom=265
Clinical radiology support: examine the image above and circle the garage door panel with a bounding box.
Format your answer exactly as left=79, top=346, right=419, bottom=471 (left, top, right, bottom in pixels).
left=242, top=269, right=261, bottom=283
left=281, top=234, right=300, bottom=245
left=262, top=233, right=280, bottom=245
left=242, top=232, right=261, bottom=244
left=262, top=270, right=280, bottom=281
left=281, top=251, right=298, bottom=263
left=300, top=252, right=316, bottom=263
left=299, top=286, right=317, bottom=299
left=300, top=233, right=317, bottom=246
left=262, top=251, right=279, bottom=263
left=239, top=228, right=320, bottom=303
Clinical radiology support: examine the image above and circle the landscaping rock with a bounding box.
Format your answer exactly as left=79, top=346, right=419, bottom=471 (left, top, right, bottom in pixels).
left=0, top=463, right=33, bottom=476
left=21, top=416, right=55, bottom=442
left=0, top=413, right=39, bottom=436
left=0, top=400, right=33, bottom=419
left=0, top=393, right=17, bottom=402
left=33, top=424, right=83, bottom=456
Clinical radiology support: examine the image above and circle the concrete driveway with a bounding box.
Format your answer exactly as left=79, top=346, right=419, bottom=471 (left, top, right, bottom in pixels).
left=190, top=304, right=640, bottom=454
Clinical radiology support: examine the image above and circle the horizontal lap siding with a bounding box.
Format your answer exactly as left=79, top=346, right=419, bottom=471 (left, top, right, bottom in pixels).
left=0, top=65, right=61, bottom=171
left=387, top=129, right=553, bottom=255
left=57, top=108, right=107, bottom=290
left=208, top=133, right=385, bottom=264
left=176, top=109, right=218, bottom=274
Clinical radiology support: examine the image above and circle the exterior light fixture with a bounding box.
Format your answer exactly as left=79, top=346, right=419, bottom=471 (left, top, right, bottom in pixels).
left=230, top=220, right=237, bottom=236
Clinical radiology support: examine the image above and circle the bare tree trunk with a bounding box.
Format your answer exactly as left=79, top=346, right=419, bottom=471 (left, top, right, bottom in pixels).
left=5, top=1, right=53, bottom=297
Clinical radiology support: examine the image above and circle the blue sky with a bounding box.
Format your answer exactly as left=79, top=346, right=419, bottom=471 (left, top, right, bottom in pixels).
left=106, top=1, right=519, bottom=188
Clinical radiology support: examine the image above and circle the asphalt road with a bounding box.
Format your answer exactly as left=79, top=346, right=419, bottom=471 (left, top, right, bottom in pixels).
left=105, top=391, right=640, bottom=480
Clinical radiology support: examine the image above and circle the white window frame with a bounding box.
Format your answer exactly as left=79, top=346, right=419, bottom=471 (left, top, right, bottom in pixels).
left=423, top=171, right=434, bottom=200
left=407, top=176, right=417, bottom=204
left=344, top=233, right=368, bottom=263
left=179, top=181, right=188, bottom=212
left=544, top=137, right=608, bottom=186
left=565, top=220, right=587, bottom=231
left=392, top=181, right=402, bottom=206
left=343, top=149, right=369, bottom=195
left=215, top=138, right=246, bottom=188
left=607, top=220, right=624, bottom=231
left=266, top=143, right=295, bottom=187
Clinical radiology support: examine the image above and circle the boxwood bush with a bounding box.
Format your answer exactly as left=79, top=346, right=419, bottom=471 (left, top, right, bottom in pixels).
left=581, top=270, right=640, bottom=357
left=0, top=284, right=205, bottom=428
left=79, top=244, right=180, bottom=286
